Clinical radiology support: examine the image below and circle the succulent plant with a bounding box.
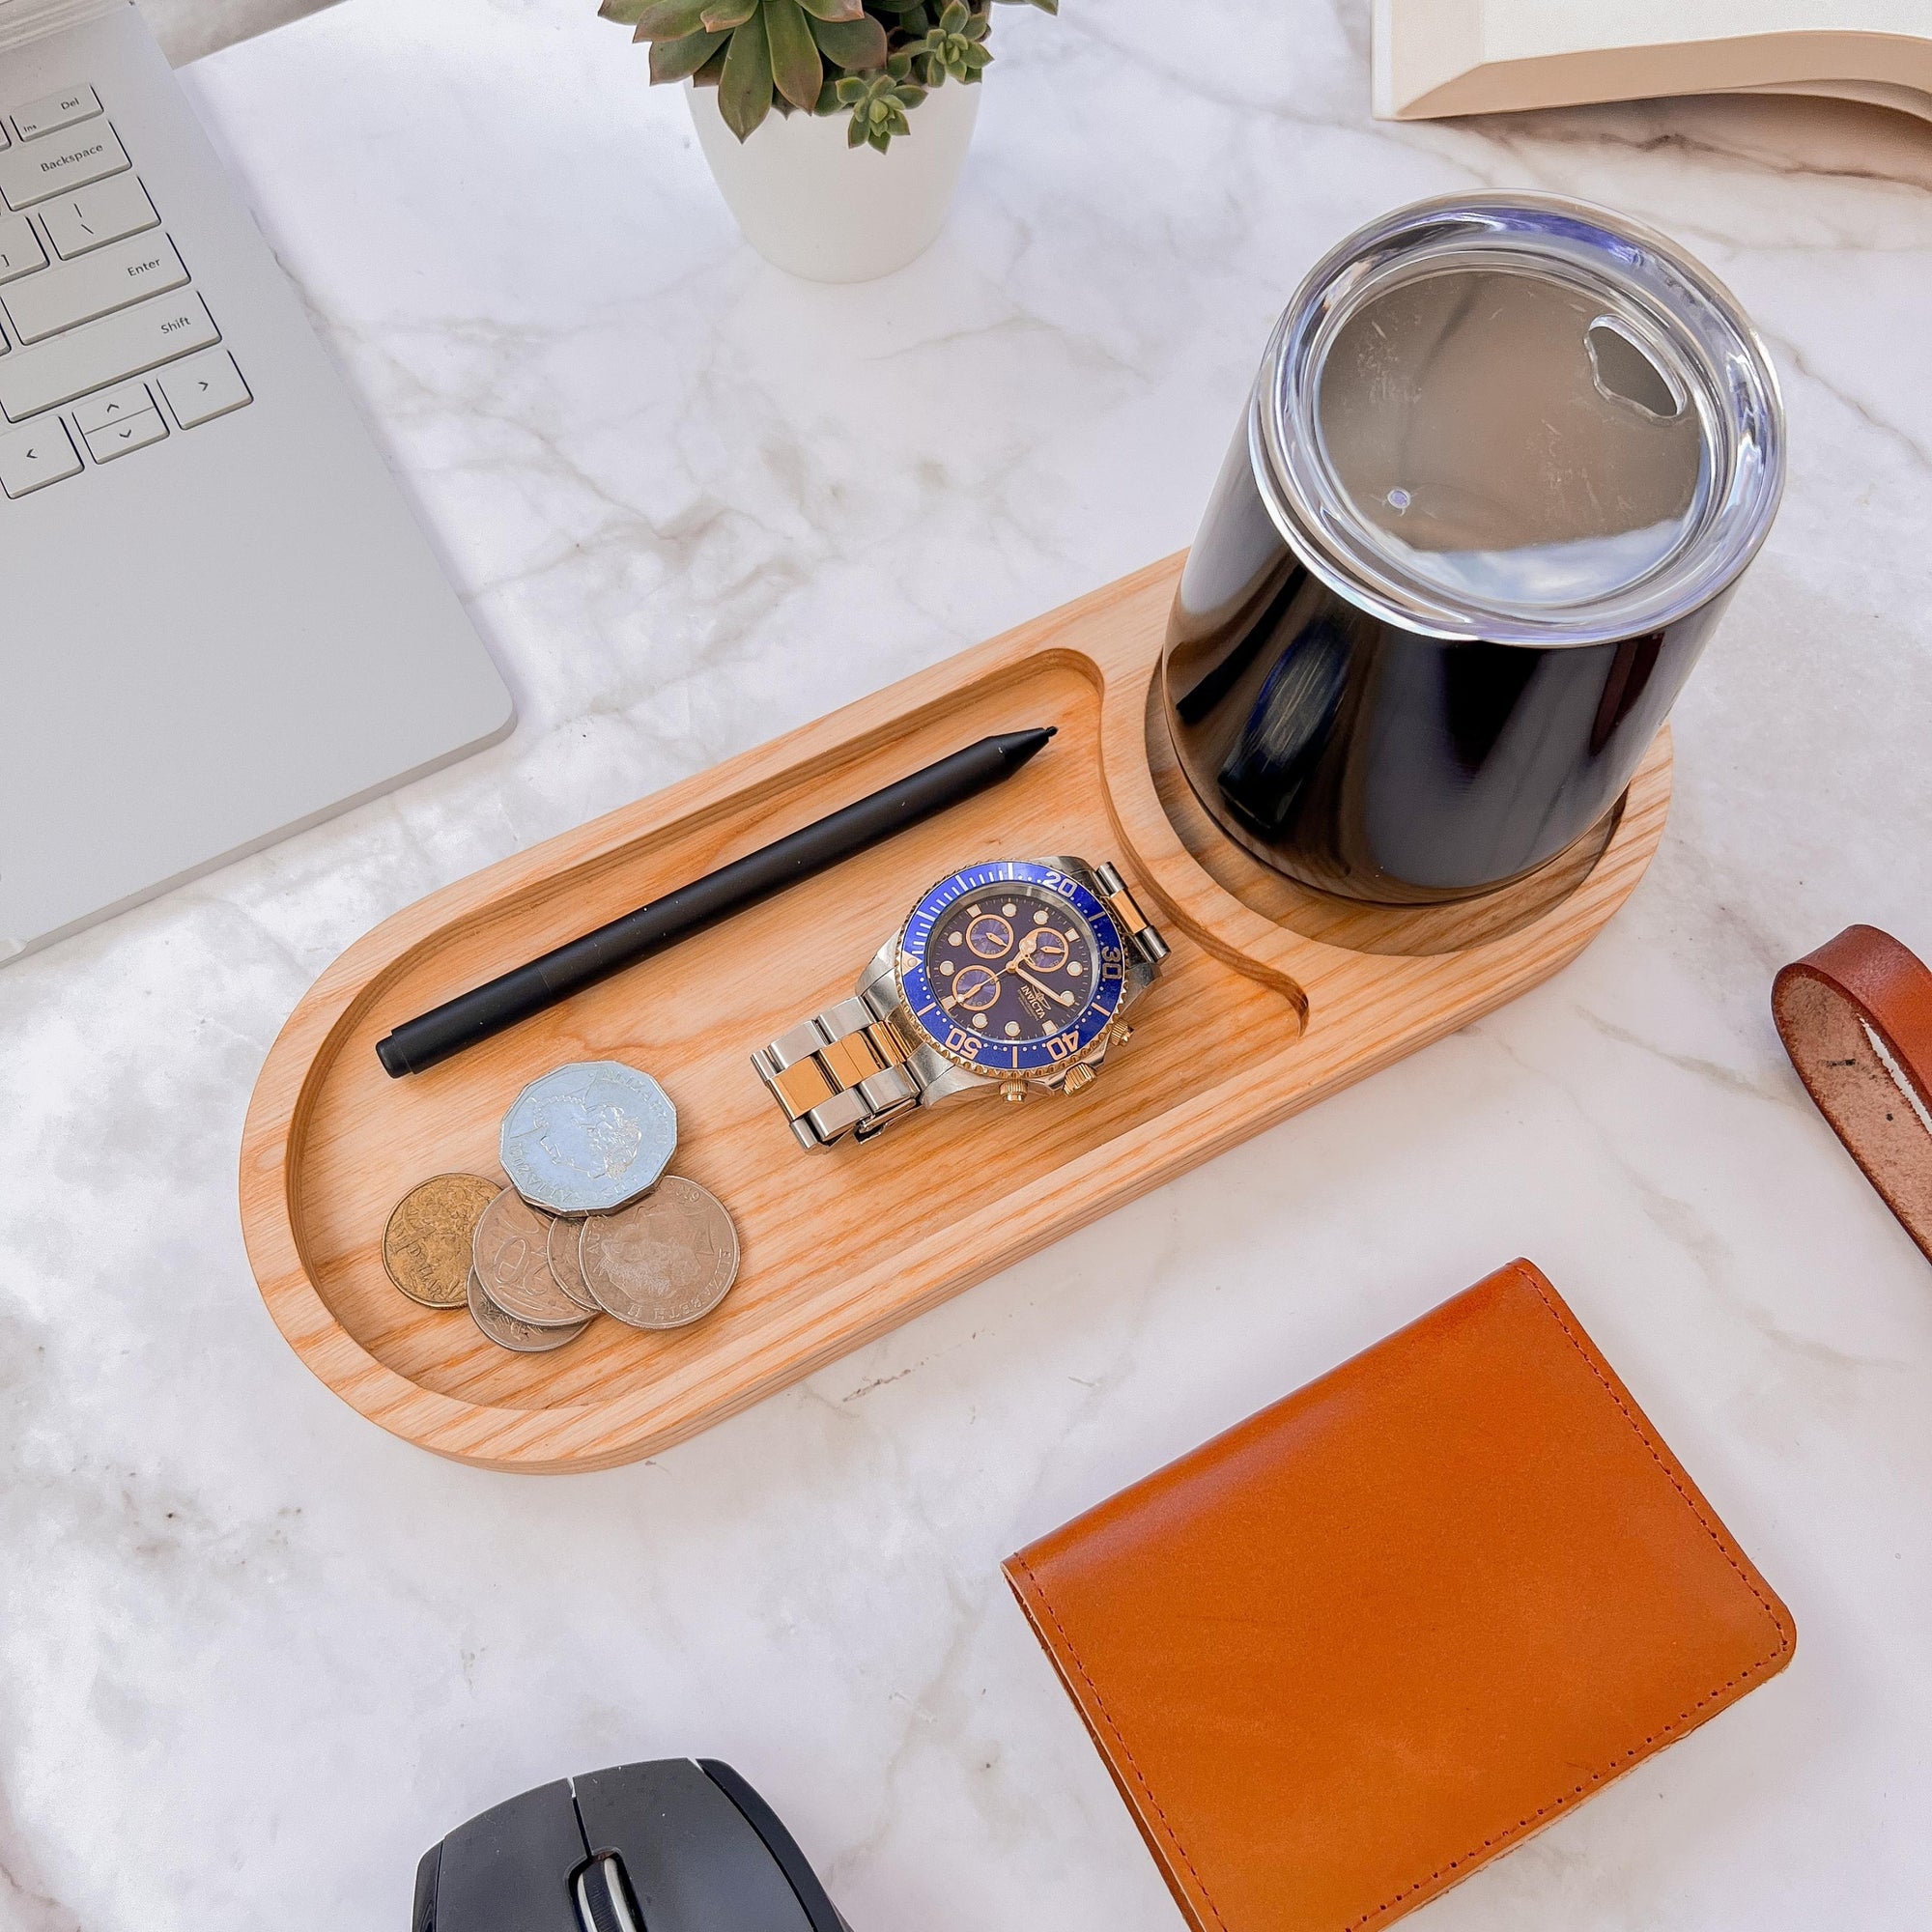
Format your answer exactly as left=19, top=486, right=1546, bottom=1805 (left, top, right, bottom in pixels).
left=907, top=0, right=992, bottom=86
left=598, top=0, right=1054, bottom=150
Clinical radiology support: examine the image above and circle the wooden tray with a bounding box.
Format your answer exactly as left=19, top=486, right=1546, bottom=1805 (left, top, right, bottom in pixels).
left=240, top=554, right=1671, bottom=1472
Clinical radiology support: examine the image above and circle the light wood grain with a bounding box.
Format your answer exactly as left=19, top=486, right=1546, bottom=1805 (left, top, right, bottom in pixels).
left=238, top=553, right=1672, bottom=1473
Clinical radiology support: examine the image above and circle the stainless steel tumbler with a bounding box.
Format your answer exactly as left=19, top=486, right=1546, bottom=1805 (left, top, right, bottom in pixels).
left=1163, top=194, right=1785, bottom=904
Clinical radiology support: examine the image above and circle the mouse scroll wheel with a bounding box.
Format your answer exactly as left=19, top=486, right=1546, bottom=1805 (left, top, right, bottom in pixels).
left=575, top=1854, right=645, bottom=1932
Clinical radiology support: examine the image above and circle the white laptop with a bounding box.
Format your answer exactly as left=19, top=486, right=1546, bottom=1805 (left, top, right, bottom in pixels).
left=0, top=0, right=514, bottom=963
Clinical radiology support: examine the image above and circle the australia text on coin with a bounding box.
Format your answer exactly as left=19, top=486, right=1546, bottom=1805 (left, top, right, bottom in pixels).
left=499, top=1061, right=677, bottom=1216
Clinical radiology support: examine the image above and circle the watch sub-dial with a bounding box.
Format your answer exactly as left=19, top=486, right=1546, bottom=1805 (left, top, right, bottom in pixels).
left=1024, top=927, right=1071, bottom=973
left=965, top=914, right=1014, bottom=959
left=949, top=963, right=1001, bottom=1012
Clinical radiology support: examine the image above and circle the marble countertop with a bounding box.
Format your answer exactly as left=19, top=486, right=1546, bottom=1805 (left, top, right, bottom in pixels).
left=4, top=0, right=1931, bottom=1923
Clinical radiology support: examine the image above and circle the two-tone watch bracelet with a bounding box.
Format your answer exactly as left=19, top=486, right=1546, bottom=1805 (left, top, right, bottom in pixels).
left=750, top=989, right=923, bottom=1152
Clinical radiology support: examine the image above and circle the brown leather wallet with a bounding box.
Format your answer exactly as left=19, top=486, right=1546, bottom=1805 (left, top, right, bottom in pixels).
left=1004, top=1261, right=1794, bottom=1932
left=1774, top=923, right=1932, bottom=1263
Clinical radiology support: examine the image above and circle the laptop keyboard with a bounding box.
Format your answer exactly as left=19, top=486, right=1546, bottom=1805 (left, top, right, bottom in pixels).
left=0, top=83, right=250, bottom=500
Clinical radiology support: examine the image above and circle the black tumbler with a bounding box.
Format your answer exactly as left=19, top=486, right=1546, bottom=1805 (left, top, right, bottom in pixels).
left=1163, top=196, right=1785, bottom=904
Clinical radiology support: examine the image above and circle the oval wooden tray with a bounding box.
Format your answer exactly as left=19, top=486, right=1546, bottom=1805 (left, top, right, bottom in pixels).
left=240, top=554, right=1670, bottom=1472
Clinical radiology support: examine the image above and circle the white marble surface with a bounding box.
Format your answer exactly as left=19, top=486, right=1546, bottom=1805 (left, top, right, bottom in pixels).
left=3, top=1, right=1931, bottom=1924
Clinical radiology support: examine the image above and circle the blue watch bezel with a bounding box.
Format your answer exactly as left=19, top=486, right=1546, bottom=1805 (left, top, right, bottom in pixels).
left=896, top=860, right=1128, bottom=1076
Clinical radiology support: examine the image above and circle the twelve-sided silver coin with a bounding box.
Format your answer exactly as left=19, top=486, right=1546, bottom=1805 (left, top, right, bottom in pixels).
left=498, top=1061, right=677, bottom=1217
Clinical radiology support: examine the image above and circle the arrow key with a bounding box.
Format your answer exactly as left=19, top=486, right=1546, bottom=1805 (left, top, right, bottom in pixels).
left=72, top=377, right=154, bottom=436
left=0, top=414, right=80, bottom=497
left=155, top=347, right=249, bottom=429
left=83, top=403, right=166, bottom=463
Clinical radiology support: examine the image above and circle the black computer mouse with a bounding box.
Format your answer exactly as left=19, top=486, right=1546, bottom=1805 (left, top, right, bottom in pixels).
left=412, top=1757, right=851, bottom=1932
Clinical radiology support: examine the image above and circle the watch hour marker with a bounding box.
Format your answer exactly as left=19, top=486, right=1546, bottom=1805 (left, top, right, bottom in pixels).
left=1004, top=1022, right=1020, bottom=1037
left=1033, top=909, right=1049, bottom=924
left=947, top=932, right=963, bottom=946
left=1067, top=960, right=1083, bottom=977
left=939, top=958, right=954, bottom=975
left=1002, top=902, right=1017, bottom=917
left=973, top=1013, right=987, bottom=1029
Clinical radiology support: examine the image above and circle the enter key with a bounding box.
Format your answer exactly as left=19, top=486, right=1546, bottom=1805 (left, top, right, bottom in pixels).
left=1, top=232, right=187, bottom=344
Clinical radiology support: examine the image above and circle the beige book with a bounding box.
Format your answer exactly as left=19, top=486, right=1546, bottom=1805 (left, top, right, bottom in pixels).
left=1374, top=0, right=1932, bottom=122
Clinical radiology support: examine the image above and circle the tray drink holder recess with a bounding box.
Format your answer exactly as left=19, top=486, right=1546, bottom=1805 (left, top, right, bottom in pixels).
left=239, top=555, right=1671, bottom=1471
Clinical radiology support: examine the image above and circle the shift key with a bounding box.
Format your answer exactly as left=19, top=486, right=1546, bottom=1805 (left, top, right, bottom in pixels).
left=0, top=291, right=218, bottom=421
left=3, top=233, right=187, bottom=343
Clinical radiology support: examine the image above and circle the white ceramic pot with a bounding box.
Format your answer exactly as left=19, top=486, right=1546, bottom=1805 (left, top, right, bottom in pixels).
left=686, top=77, right=980, bottom=283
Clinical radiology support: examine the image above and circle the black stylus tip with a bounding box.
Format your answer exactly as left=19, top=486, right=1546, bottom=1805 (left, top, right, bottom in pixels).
left=994, top=725, right=1057, bottom=767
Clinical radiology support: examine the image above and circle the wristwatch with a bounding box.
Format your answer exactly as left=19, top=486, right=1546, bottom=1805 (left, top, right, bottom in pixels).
left=752, top=857, right=1170, bottom=1151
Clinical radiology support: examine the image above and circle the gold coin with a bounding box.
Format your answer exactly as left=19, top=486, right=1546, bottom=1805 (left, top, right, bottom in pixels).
left=383, top=1174, right=501, bottom=1308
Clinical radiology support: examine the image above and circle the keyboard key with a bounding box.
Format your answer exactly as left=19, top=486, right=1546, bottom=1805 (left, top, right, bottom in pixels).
left=0, top=123, right=128, bottom=210
left=156, top=348, right=250, bottom=428
left=12, top=86, right=101, bottom=144
left=0, top=212, right=43, bottom=283
left=71, top=378, right=153, bottom=435
left=42, top=172, right=156, bottom=259
left=0, top=414, right=79, bottom=496
left=83, top=404, right=166, bottom=464
left=0, top=291, right=218, bottom=421
left=1, top=232, right=186, bottom=343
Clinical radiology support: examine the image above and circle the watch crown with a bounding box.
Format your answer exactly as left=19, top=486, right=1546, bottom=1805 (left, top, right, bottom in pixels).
left=1112, top=1024, right=1135, bottom=1046
left=1062, top=1062, right=1098, bottom=1095
left=1000, top=1081, right=1028, bottom=1103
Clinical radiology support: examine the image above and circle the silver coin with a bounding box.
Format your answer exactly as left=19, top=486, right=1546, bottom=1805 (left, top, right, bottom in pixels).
left=546, top=1213, right=601, bottom=1315
left=471, top=1188, right=589, bottom=1327
left=498, top=1061, right=677, bottom=1217
left=467, top=1269, right=590, bottom=1353
left=578, top=1176, right=739, bottom=1331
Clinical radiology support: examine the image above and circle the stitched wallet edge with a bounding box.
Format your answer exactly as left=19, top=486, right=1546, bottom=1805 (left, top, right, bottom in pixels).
left=1002, top=1259, right=1797, bottom=1932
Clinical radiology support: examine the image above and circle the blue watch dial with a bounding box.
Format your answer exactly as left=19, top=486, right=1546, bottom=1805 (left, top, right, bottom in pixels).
left=898, top=861, right=1127, bottom=1076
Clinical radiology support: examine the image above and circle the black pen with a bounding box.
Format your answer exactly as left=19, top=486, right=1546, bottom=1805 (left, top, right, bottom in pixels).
left=376, top=726, right=1058, bottom=1076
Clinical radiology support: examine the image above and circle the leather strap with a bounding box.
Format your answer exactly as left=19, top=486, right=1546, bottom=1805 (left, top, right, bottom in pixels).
left=1773, top=924, right=1932, bottom=1263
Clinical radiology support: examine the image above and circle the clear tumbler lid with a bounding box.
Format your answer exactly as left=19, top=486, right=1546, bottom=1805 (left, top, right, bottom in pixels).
left=1253, top=194, right=1785, bottom=644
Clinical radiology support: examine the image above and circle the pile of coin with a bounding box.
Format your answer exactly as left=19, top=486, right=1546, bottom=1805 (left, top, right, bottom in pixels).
left=380, top=1060, right=739, bottom=1354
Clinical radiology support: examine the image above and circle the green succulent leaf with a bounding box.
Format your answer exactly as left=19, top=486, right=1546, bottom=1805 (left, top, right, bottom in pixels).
left=809, top=10, right=888, bottom=68
left=699, top=0, right=757, bottom=30
left=692, top=37, right=730, bottom=81
left=719, top=2, right=775, bottom=137
left=598, top=0, right=656, bottom=23
left=837, top=67, right=925, bottom=148
left=763, top=0, right=823, bottom=107
left=649, top=25, right=729, bottom=77
left=623, top=0, right=713, bottom=36
left=793, top=0, right=865, bottom=17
